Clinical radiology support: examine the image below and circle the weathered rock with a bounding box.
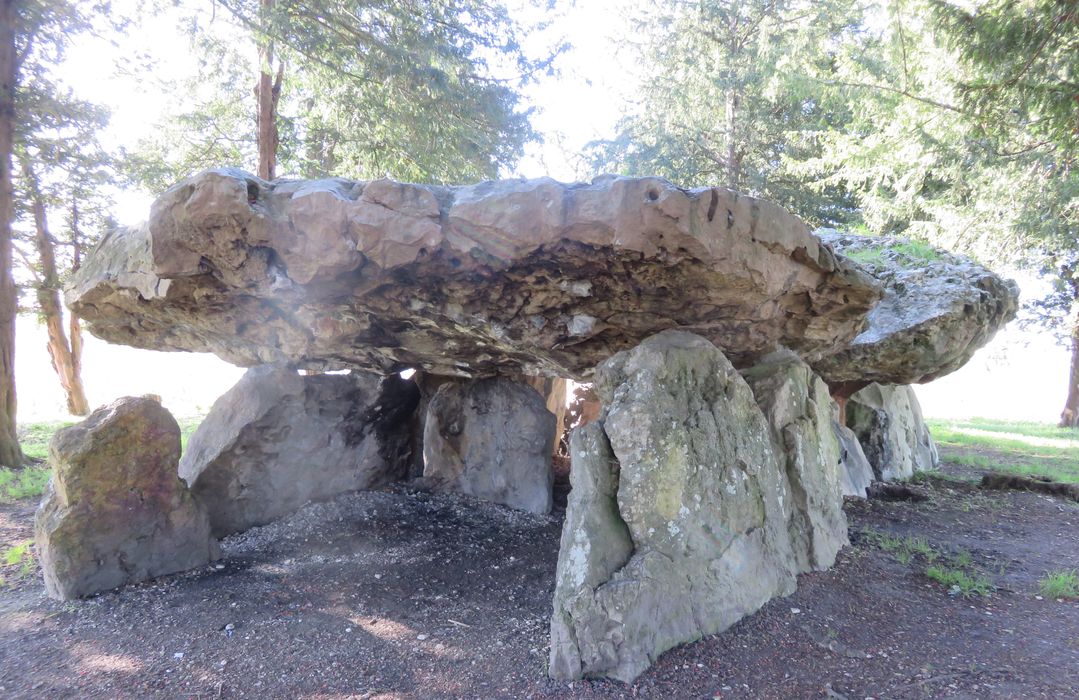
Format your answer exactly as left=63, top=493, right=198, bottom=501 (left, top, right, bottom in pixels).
left=741, top=350, right=848, bottom=571
left=35, top=397, right=218, bottom=600
left=423, top=377, right=556, bottom=514
left=68, top=169, right=881, bottom=379
left=833, top=408, right=874, bottom=498
left=814, top=231, right=1019, bottom=390
left=523, top=376, right=570, bottom=454
left=846, top=383, right=939, bottom=481
left=180, top=365, right=418, bottom=537
left=550, top=331, right=808, bottom=682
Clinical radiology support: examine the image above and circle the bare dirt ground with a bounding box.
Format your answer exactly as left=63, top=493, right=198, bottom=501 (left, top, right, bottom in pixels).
left=1, top=462, right=1078, bottom=699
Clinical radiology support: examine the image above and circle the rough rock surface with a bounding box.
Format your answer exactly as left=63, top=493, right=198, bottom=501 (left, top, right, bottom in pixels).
left=35, top=397, right=218, bottom=600
left=423, top=378, right=556, bottom=514
left=180, top=365, right=418, bottom=537
left=741, top=351, right=849, bottom=571
left=814, top=231, right=1019, bottom=390
left=68, top=169, right=881, bottom=379
left=833, top=408, right=874, bottom=498
left=846, top=383, right=939, bottom=481
left=550, top=331, right=845, bottom=682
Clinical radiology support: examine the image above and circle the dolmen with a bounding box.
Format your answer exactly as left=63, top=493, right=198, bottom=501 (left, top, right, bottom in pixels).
left=35, top=169, right=1017, bottom=681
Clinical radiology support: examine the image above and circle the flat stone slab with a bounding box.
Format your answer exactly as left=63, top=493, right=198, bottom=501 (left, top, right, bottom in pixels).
left=814, top=231, right=1018, bottom=389
left=67, top=169, right=881, bottom=378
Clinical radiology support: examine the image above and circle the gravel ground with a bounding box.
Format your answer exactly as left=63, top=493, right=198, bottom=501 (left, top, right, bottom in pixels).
left=1, top=470, right=1078, bottom=699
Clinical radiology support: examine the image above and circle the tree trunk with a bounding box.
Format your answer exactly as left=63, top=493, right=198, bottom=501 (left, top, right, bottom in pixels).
left=22, top=158, right=89, bottom=416
left=256, top=0, right=283, bottom=180
left=724, top=87, right=742, bottom=191
left=0, top=0, right=23, bottom=467
left=1060, top=304, right=1079, bottom=428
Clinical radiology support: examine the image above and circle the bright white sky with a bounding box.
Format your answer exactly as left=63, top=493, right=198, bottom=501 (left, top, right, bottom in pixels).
left=14, top=0, right=1072, bottom=424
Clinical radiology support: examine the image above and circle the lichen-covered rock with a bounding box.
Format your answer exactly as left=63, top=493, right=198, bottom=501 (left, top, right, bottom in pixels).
left=814, top=231, right=1019, bottom=389
left=846, top=383, right=939, bottom=481
left=68, top=169, right=881, bottom=379
left=180, top=365, right=418, bottom=537
left=423, top=378, right=556, bottom=514
left=549, top=331, right=806, bottom=682
left=833, top=408, right=874, bottom=498
left=35, top=397, right=218, bottom=600
left=741, top=351, right=848, bottom=571
left=549, top=423, right=634, bottom=681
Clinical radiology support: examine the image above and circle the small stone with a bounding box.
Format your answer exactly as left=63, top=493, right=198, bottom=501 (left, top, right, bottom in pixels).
left=790, top=608, right=802, bottom=614
left=416, top=634, right=428, bottom=641
left=173, top=652, right=184, bottom=660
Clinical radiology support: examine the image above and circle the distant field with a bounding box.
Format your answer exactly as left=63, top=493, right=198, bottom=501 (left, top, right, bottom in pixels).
left=927, top=417, right=1079, bottom=484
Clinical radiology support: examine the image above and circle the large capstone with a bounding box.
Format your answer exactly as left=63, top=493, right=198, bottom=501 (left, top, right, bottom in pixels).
left=550, top=331, right=847, bottom=682
left=846, top=383, right=939, bottom=481
left=180, top=365, right=418, bottom=537
left=67, top=169, right=882, bottom=379
left=35, top=397, right=219, bottom=600
left=814, top=231, right=1019, bottom=390
left=741, top=350, right=848, bottom=571
left=423, top=377, right=556, bottom=514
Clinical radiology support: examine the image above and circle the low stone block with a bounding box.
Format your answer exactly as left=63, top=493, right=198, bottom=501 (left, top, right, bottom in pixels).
left=35, top=397, right=218, bottom=600
left=423, top=377, right=555, bottom=514
left=846, top=383, right=939, bottom=481
left=180, top=365, right=418, bottom=537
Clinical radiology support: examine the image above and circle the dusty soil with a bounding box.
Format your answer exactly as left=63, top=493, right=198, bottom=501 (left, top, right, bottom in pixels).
left=1, top=465, right=1078, bottom=699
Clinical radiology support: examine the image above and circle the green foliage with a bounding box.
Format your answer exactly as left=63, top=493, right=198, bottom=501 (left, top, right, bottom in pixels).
left=127, top=0, right=556, bottom=188
left=17, top=421, right=71, bottom=461
left=928, top=418, right=1079, bottom=484
left=588, top=0, right=863, bottom=224
left=1038, top=569, right=1079, bottom=599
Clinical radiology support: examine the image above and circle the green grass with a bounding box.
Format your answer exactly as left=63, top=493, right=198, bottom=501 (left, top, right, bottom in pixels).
left=927, top=417, right=1079, bottom=484
left=845, top=239, right=941, bottom=266
left=925, top=565, right=994, bottom=597
left=0, top=540, right=35, bottom=586
left=0, top=466, right=50, bottom=501
left=17, top=421, right=73, bottom=461
left=862, top=528, right=993, bottom=597
left=1038, top=569, right=1079, bottom=599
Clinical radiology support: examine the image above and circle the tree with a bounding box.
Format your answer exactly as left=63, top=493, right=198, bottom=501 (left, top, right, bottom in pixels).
left=127, top=0, right=555, bottom=189
left=0, top=1, right=115, bottom=460
left=929, top=0, right=1078, bottom=426
left=12, top=80, right=114, bottom=417
left=0, top=0, right=22, bottom=466
left=588, top=0, right=862, bottom=224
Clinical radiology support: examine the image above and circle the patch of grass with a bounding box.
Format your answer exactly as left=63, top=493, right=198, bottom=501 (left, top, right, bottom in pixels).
left=1038, top=569, right=1079, bottom=599
left=925, top=565, right=994, bottom=597
left=862, top=529, right=993, bottom=596
left=17, top=421, right=73, bottom=461
left=845, top=239, right=941, bottom=266
left=0, top=540, right=36, bottom=585
left=927, top=418, right=1079, bottom=484
left=0, top=465, right=50, bottom=501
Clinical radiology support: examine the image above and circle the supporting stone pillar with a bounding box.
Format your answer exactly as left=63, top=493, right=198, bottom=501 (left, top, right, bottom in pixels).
left=846, top=383, right=939, bottom=481
left=523, top=376, right=569, bottom=455
left=36, top=397, right=219, bottom=600
left=423, top=377, right=556, bottom=514
left=180, top=365, right=419, bottom=537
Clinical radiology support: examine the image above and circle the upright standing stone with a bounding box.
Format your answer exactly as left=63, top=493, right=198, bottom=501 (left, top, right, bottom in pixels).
left=423, top=377, right=556, bottom=514
left=741, top=351, right=849, bottom=572
left=832, top=402, right=874, bottom=498
left=180, top=365, right=418, bottom=537
left=35, top=397, right=218, bottom=600
left=846, top=383, right=939, bottom=481
left=550, top=332, right=804, bottom=682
